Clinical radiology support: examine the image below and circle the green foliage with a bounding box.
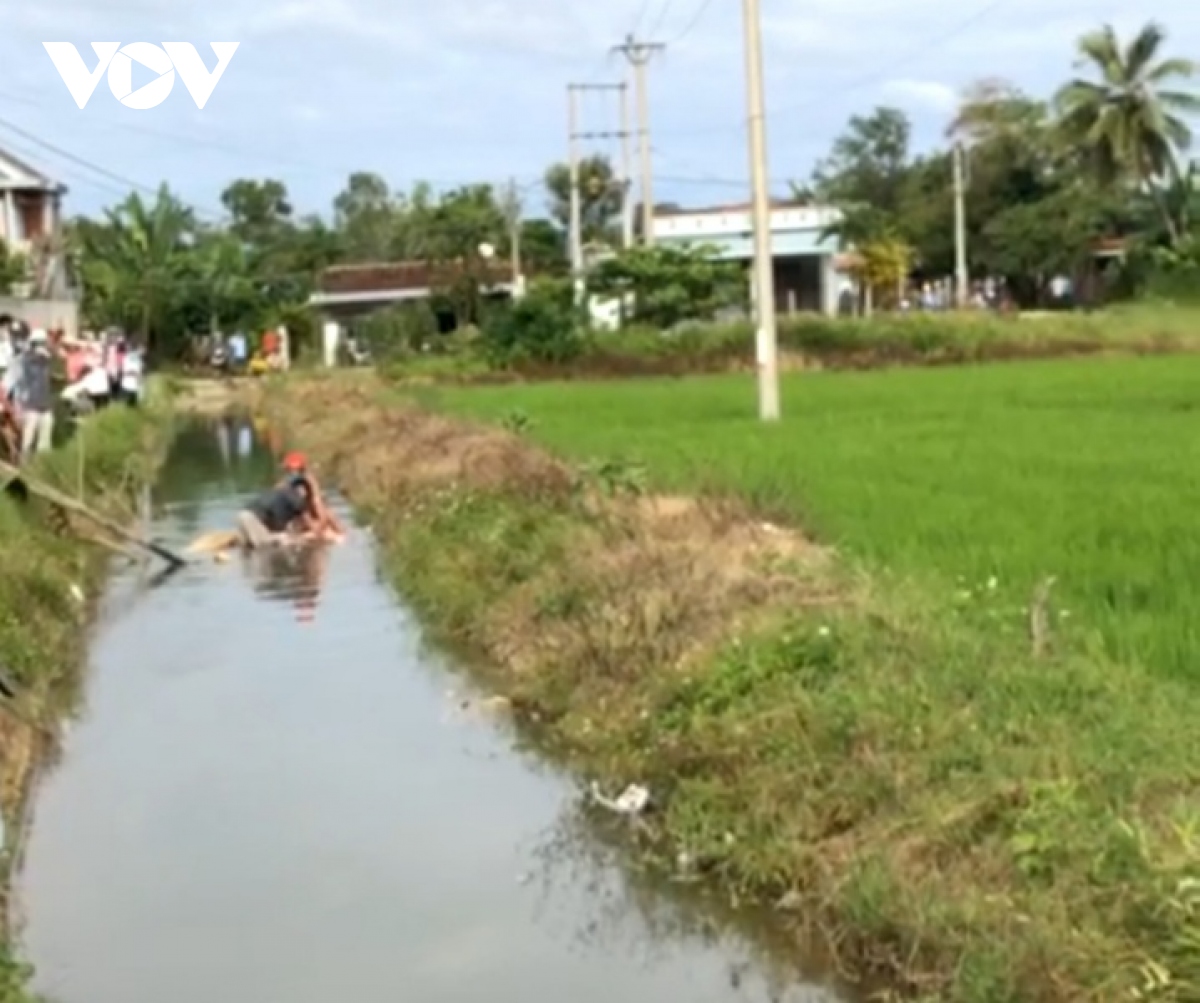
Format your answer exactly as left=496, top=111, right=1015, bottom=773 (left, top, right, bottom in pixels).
left=356, top=302, right=441, bottom=361
left=544, top=155, right=622, bottom=243
left=0, top=239, right=27, bottom=295
left=588, top=244, right=745, bottom=328
left=480, top=278, right=582, bottom=366
left=805, top=22, right=1198, bottom=302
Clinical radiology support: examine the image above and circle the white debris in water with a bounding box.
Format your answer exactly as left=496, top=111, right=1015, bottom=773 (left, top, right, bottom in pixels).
left=69, top=583, right=85, bottom=604
left=590, top=782, right=650, bottom=815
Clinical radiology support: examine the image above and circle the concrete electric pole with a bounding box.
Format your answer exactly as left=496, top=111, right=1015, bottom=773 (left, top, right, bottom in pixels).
left=567, top=84, right=583, bottom=301
left=567, top=82, right=627, bottom=301
left=619, top=81, right=634, bottom=249
left=952, top=141, right=968, bottom=308
left=742, top=0, right=779, bottom=421
left=612, top=35, right=663, bottom=245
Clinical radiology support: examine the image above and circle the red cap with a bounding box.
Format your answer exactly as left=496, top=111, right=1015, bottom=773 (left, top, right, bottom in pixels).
left=282, top=451, right=307, bottom=471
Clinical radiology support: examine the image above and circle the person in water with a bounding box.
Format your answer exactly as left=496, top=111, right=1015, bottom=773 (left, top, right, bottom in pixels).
left=278, top=451, right=345, bottom=538
left=236, top=478, right=317, bottom=549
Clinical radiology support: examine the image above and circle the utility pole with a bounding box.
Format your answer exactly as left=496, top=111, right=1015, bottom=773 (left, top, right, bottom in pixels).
left=742, top=0, right=779, bottom=421
left=567, top=82, right=628, bottom=298
left=953, top=141, right=968, bottom=308
left=500, top=178, right=522, bottom=294
left=612, top=35, right=663, bottom=245
left=619, top=81, right=634, bottom=249
left=567, top=84, right=583, bottom=302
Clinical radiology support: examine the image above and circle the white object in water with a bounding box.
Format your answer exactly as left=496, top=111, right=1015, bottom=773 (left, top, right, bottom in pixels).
left=589, top=781, right=650, bottom=815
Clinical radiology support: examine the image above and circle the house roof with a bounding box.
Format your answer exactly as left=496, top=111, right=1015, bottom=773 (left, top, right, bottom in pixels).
left=0, top=146, right=66, bottom=193
left=316, top=260, right=514, bottom=294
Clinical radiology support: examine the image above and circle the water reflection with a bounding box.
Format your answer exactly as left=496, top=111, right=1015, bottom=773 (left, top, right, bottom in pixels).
left=18, top=419, right=847, bottom=1003
left=241, top=542, right=330, bottom=623
left=526, top=804, right=845, bottom=1003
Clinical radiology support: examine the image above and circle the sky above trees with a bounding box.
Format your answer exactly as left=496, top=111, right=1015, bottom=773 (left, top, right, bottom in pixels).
left=0, top=0, right=1197, bottom=218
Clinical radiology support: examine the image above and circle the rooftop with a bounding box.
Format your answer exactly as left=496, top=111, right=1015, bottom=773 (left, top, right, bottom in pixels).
left=0, top=146, right=66, bottom=194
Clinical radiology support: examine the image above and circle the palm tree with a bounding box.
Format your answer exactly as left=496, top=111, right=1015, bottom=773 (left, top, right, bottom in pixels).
left=78, top=186, right=194, bottom=350
left=1055, top=22, right=1200, bottom=244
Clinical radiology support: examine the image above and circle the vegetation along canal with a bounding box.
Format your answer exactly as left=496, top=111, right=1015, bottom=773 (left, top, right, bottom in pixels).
left=14, top=417, right=842, bottom=1002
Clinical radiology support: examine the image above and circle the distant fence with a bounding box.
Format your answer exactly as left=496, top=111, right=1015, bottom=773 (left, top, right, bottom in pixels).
left=0, top=298, right=79, bottom=339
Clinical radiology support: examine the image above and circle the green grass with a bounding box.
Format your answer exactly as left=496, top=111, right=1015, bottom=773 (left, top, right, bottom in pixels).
left=433, top=354, right=1200, bottom=680
left=281, top=371, right=1200, bottom=1000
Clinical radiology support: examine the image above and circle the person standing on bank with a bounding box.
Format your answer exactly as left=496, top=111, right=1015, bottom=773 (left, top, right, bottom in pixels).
left=16, top=329, right=55, bottom=461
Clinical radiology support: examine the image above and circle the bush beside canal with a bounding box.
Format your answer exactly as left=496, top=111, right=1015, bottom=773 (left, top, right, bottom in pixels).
left=0, top=389, right=172, bottom=999
left=273, top=372, right=1200, bottom=1003
left=378, top=301, right=1200, bottom=384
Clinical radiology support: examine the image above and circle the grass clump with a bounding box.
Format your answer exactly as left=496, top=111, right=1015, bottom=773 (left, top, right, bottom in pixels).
left=274, top=372, right=1200, bottom=1002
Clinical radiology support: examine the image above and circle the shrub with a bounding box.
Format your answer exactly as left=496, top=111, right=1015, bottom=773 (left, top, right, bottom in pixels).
left=481, top=278, right=583, bottom=365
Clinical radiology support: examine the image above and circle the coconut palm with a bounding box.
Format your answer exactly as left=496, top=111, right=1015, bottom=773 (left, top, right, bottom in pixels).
left=1055, top=22, right=1200, bottom=243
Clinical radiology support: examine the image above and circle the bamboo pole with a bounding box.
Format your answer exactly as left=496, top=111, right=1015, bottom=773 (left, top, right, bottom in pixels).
left=0, top=459, right=185, bottom=569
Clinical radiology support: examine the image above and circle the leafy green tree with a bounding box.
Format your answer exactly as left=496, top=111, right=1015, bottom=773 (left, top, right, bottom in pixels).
left=334, top=172, right=397, bottom=260
left=0, top=239, right=26, bottom=294
left=221, top=178, right=292, bottom=244
left=588, top=244, right=743, bottom=328
left=1055, top=21, right=1199, bottom=244
left=76, top=185, right=195, bottom=352
left=544, top=155, right=622, bottom=243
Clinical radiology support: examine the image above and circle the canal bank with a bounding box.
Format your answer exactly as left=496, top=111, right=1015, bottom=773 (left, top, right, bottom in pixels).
left=16, top=412, right=845, bottom=1003
left=262, top=373, right=1200, bottom=1003
left=0, top=390, right=172, bottom=997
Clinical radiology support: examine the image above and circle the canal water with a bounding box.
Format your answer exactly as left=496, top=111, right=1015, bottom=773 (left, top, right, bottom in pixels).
left=16, top=417, right=841, bottom=1003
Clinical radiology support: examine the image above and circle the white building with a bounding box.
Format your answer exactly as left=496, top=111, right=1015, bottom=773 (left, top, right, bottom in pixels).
left=651, top=201, right=846, bottom=316
left=0, top=146, right=77, bottom=332
left=0, top=147, right=66, bottom=256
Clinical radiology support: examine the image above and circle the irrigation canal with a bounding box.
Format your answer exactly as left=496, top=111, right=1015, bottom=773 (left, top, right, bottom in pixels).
left=16, top=416, right=843, bottom=1002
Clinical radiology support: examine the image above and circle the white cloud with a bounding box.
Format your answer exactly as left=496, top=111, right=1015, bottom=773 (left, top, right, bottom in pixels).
left=881, top=79, right=958, bottom=113
left=3, top=0, right=1199, bottom=216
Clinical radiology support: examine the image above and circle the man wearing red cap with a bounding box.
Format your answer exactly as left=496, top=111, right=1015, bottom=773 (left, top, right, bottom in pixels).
left=280, top=451, right=345, bottom=539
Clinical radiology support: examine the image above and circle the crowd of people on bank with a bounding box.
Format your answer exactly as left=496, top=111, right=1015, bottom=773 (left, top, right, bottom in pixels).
left=0, top=316, right=145, bottom=464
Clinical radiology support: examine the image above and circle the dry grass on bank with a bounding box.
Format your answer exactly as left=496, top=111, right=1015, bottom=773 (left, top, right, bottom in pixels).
left=271, top=372, right=1200, bottom=1003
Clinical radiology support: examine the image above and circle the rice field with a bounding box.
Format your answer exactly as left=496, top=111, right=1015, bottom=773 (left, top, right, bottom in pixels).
left=435, top=354, right=1200, bottom=680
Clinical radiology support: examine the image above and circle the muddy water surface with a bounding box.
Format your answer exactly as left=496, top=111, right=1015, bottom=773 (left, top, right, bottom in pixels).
left=18, top=418, right=842, bottom=1003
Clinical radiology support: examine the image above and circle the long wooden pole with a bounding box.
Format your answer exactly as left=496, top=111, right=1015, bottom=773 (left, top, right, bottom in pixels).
left=0, top=459, right=185, bottom=569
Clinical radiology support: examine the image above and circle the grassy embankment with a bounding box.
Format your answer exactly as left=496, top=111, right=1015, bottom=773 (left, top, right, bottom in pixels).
left=276, top=359, right=1199, bottom=1003
left=0, top=389, right=171, bottom=998
left=384, top=303, right=1200, bottom=383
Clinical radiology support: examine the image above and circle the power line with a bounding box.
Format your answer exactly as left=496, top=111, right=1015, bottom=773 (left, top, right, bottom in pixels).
left=646, top=0, right=677, bottom=39
left=0, top=114, right=227, bottom=221
left=657, top=0, right=1017, bottom=137
left=669, top=0, right=718, bottom=42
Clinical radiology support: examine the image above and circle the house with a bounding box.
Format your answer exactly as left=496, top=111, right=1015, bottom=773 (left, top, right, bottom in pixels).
left=650, top=201, right=845, bottom=316
left=0, top=146, right=75, bottom=329
left=308, top=260, right=521, bottom=365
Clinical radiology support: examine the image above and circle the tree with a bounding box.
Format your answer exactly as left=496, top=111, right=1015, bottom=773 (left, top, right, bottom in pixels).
left=221, top=178, right=292, bottom=244
left=1055, top=22, right=1200, bottom=244
left=544, top=155, right=622, bottom=243
left=76, top=186, right=196, bottom=353
left=334, top=172, right=397, bottom=260
left=812, top=106, right=912, bottom=212
left=0, top=240, right=26, bottom=295
left=588, top=244, right=743, bottom=328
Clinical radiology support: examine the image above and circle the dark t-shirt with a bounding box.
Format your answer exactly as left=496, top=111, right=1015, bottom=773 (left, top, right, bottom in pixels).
left=248, top=485, right=307, bottom=533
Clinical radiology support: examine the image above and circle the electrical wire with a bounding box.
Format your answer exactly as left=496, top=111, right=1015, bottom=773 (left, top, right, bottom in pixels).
left=669, top=0, right=718, bottom=43
left=656, top=0, right=1018, bottom=137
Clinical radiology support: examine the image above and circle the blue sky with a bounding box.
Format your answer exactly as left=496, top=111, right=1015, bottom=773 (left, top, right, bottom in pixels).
left=1, top=0, right=1197, bottom=222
